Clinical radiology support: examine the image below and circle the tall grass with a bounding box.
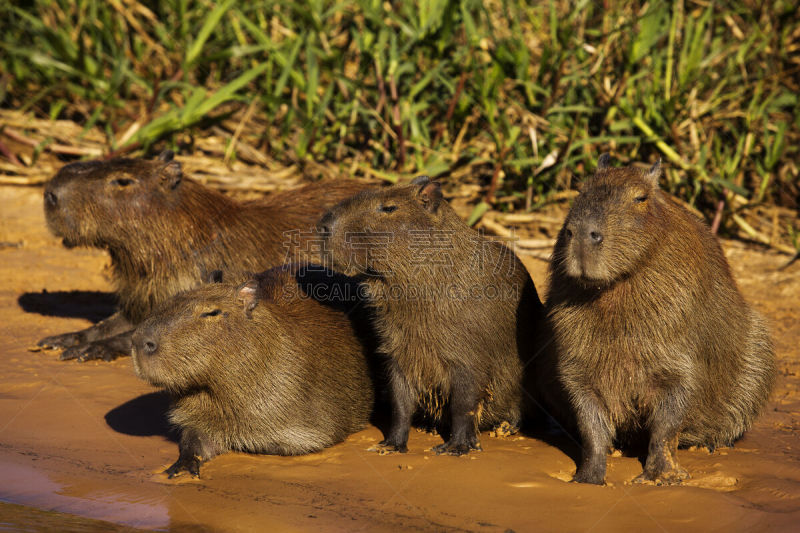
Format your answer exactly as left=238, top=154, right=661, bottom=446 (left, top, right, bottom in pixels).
left=1, top=1, right=798, bottom=227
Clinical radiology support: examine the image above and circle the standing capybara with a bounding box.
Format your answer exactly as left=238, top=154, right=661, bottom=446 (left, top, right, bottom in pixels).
left=317, top=176, right=546, bottom=455
left=38, top=151, right=370, bottom=361
left=131, top=263, right=375, bottom=478
left=547, top=155, right=776, bottom=485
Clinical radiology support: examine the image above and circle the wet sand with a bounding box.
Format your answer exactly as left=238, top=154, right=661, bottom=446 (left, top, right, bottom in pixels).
left=1, top=184, right=799, bottom=531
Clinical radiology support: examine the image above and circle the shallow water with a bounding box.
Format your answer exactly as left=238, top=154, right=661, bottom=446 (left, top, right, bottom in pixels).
left=0, top=461, right=168, bottom=529
left=0, top=501, right=146, bottom=532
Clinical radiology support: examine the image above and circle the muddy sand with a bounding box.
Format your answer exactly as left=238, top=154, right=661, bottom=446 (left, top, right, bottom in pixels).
left=1, top=183, right=799, bottom=532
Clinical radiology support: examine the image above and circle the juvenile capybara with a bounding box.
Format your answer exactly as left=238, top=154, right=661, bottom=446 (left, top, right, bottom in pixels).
left=131, top=263, right=375, bottom=478
left=39, top=151, right=370, bottom=361
left=318, top=176, right=546, bottom=455
left=547, top=155, right=776, bottom=485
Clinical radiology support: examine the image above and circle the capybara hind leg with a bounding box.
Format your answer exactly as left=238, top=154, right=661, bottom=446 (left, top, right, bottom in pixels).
left=433, top=368, right=482, bottom=456
left=572, top=398, right=613, bottom=485
left=375, top=361, right=415, bottom=453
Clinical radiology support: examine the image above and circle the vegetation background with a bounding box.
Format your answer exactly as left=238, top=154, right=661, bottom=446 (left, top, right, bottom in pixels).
left=1, top=0, right=798, bottom=249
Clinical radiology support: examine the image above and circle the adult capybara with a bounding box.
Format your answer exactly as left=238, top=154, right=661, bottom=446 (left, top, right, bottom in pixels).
left=131, top=263, right=375, bottom=478
left=38, top=151, right=370, bottom=361
left=318, top=176, right=546, bottom=455
left=547, top=155, right=776, bottom=485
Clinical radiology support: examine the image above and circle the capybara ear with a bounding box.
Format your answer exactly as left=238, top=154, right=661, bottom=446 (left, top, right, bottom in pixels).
left=645, top=158, right=662, bottom=188
left=597, top=153, right=611, bottom=170
left=161, top=160, right=183, bottom=189
left=416, top=179, right=443, bottom=213
left=411, top=175, right=431, bottom=186
left=158, top=150, right=175, bottom=162
left=236, top=280, right=260, bottom=319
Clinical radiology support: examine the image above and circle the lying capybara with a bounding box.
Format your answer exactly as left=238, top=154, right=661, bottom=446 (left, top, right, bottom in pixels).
left=38, top=151, right=370, bottom=361
left=131, top=263, right=375, bottom=478
left=318, top=176, right=546, bottom=455
left=547, top=155, right=776, bottom=485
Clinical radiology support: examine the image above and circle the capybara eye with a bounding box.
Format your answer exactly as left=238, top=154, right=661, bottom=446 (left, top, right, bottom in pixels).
left=378, top=204, right=398, bottom=213
left=111, top=178, right=134, bottom=187
left=633, top=194, right=648, bottom=203
left=199, top=309, right=222, bottom=318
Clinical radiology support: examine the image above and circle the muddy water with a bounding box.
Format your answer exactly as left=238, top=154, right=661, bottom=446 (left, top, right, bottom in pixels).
left=1, top=185, right=799, bottom=531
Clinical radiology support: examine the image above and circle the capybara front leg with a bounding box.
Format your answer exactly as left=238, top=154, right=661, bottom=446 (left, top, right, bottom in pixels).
left=572, top=396, right=613, bottom=485
left=60, top=329, right=134, bottom=362
left=38, top=311, right=132, bottom=351
left=165, top=428, right=217, bottom=479
left=376, top=360, right=416, bottom=453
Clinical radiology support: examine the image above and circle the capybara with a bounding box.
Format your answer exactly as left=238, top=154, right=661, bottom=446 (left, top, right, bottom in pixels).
left=317, top=176, right=546, bottom=455
left=131, top=263, right=375, bottom=478
left=547, top=155, right=776, bottom=485
left=38, top=151, right=370, bottom=361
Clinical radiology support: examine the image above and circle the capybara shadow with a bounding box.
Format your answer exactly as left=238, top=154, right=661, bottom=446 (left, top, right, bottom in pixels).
left=19, top=290, right=117, bottom=324
left=521, top=424, right=583, bottom=466
left=105, top=391, right=177, bottom=442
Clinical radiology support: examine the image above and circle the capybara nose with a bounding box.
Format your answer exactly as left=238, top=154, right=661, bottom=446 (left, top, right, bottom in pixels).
left=44, top=190, right=58, bottom=207
left=589, top=230, right=603, bottom=244
left=142, top=339, right=158, bottom=355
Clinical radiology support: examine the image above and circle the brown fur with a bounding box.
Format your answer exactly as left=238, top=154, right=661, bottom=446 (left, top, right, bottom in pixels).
left=131, top=263, right=375, bottom=478
left=547, top=156, right=776, bottom=485
left=318, top=177, right=545, bottom=455
left=39, top=151, right=370, bottom=360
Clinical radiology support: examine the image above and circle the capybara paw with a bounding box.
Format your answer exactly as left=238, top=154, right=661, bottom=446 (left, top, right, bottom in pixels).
left=165, top=456, right=201, bottom=478
left=38, top=332, right=81, bottom=350
left=371, top=440, right=408, bottom=454
left=60, top=342, right=120, bottom=362
left=571, top=468, right=605, bottom=485
left=633, top=467, right=689, bottom=486
left=432, top=439, right=482, bottom=456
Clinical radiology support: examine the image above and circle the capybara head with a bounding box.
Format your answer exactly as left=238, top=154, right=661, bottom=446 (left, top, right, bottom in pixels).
left=43, top=151, right=183, bottom=248
left=552, top=155, right=666, bottom=286
left=131, top=280, right=266, bottom=392
left=317, top=176, right=451, bottom=277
